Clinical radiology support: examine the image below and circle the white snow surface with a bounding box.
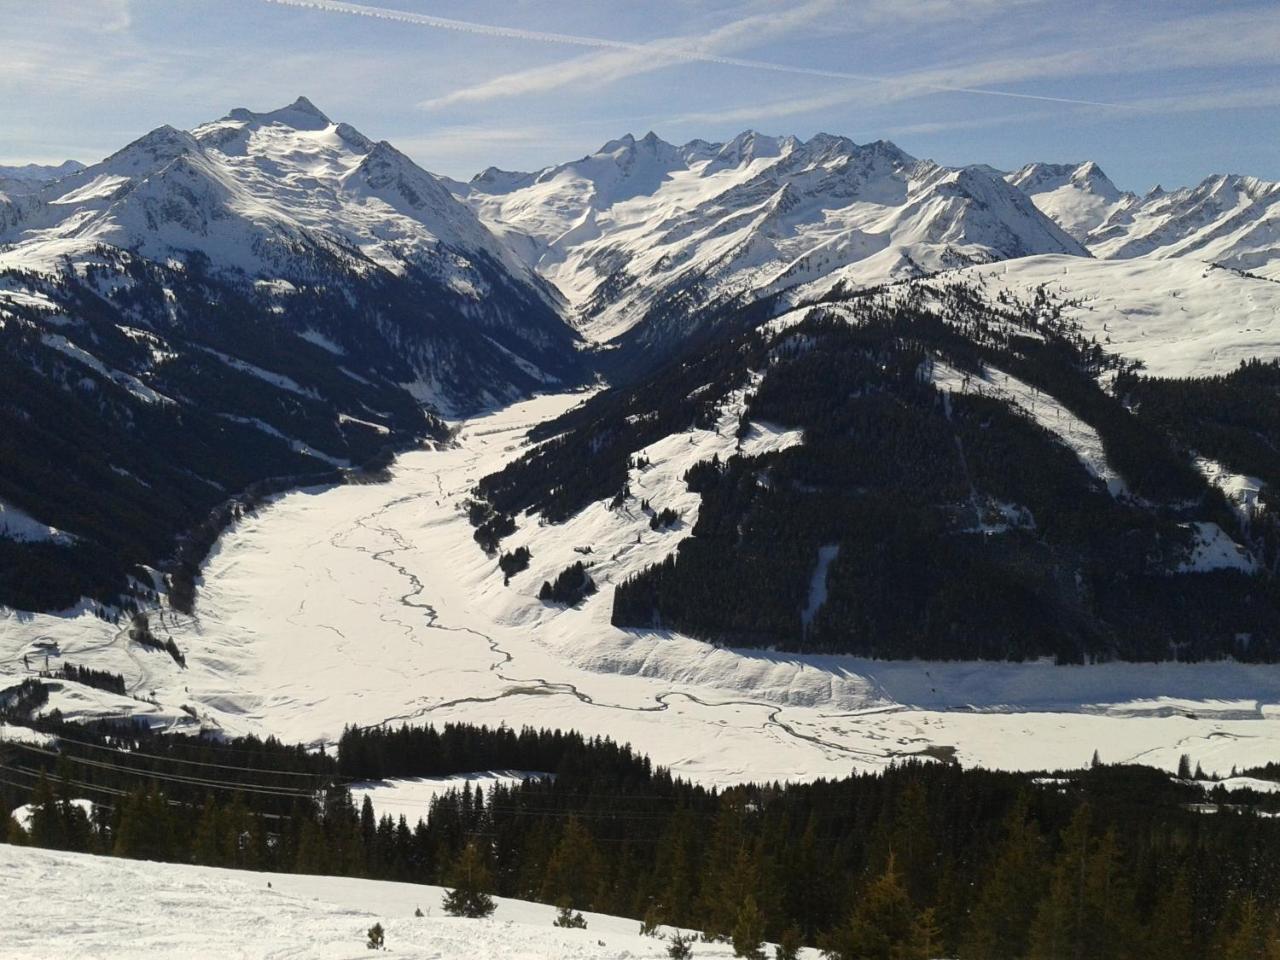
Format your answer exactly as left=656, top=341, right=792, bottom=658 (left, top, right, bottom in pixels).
left=916, top=255, right=1280, bottom=378
left=0, top=844, right=803, bottom=960
left=0, top=498, right=74, bottom=545
left=351, top=771, right=549, bottom=822
left=7, top=393, right=1280, bottom=784
left=1179, top=522, right=1258, bottom=574
left=1196, top=457, right=1266, bottom=526
left=0, top=98, right=548, bottom=304
left=1006, top=161, right=1132, bottom=243
left=461, top=132, right=1084, bottom=343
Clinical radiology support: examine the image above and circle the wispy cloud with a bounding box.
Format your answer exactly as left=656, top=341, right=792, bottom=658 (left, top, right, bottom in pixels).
left=660, top=4, right=1280, bottom=131
left=266, top=0, right=1120, bottom=109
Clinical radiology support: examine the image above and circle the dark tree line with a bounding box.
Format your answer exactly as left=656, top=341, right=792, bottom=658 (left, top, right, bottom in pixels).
left=7, top=716, right=1280, bottom=959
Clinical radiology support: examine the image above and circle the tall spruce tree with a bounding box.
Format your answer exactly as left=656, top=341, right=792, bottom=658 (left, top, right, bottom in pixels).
left=962, top=791, right=1047, bottom=960
left=822, top=854, right=930, bottom=960
left=731, top=895, right=766, bottom=960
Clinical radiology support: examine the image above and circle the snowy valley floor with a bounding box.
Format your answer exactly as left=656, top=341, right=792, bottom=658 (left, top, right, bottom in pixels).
left=4, top=392, right=1280, bottom=787
left=0, top=844, right=785, bottom=960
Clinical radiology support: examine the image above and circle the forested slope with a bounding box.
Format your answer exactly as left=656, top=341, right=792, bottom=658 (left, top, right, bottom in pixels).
left=477, top=281, right=1280, bottom=662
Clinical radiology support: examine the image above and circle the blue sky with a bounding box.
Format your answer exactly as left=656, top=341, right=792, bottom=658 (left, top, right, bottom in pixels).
left=3, top=0, right=1277, bottom=190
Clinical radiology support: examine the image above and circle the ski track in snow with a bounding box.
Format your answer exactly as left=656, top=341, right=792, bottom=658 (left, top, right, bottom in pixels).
left=6, top=392, right=1280, bottom=785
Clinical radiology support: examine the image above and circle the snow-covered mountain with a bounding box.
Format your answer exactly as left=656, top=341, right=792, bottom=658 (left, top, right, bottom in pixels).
left=0, top=159, right=84, bottom=181
left=1005, top=160, right=1134, bottom=242
left=1085, top=174, right=1280, bottom=278
left=1004, top=161, right=1280, bottom=281
left=0, top=99, right=586, bottom=614
left=458, top=130, right=1086, bottom=358
left=0, top=97, right=582, bottom=413
left=0, top=159, right=85, bottom=194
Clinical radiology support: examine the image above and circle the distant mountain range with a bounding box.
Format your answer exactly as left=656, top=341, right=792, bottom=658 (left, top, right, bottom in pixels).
left=453, top=131, right=1280, bottom=364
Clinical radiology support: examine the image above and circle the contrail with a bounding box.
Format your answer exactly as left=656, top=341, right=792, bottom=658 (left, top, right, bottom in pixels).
left=263, top=0, right=1124, bottom=109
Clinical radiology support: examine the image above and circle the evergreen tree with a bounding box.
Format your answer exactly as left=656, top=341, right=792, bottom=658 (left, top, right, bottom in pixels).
left=732, top=895, right=766, bottom=960
left=1029, top=809, right=1138, bottom=960
left=962, top=792, right=1047, bottom=960
left=668, top=931, right=695, bottom=959
left=554, top=900, right=588, bottom=929
left=442, top=841, right=497, bottom=918
left=775, top=926, right=802, bottom=960
left=1146, top=873, right=1196, bottom=960
left=540, top=816, right=602, bottom=912
left=192, top=797, right=222, bottom=866
left=28, top=772, right=60, bottom=850
left=823, top=855, right=926, bottom=960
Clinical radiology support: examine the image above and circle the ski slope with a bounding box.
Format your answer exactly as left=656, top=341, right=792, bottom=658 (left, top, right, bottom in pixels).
left=6, top=392, right=1280, bottom=785
left=0, top=844, right=791, bottom=960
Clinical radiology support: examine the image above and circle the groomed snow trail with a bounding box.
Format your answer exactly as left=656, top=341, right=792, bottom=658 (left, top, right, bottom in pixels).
left=7, top=392, right=1280, bottom=785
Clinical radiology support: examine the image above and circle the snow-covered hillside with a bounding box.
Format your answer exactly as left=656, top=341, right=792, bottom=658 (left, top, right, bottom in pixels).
left=0, top=845, right=781, bottom=960
left=7, top=391, right=1280, bottom=787
left=921, top=255, right=1280, bottom=378
left=460, top=131, right=1085, bottom=351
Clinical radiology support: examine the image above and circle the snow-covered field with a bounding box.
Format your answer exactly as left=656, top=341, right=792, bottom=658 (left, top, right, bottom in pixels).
left=5, top=391, right=1280, bottom=786
left=351, top=771, right=548, bottom=823
left=956, top=256, right=1280, bottom=378
left=0, top=844, right=783, bottom=960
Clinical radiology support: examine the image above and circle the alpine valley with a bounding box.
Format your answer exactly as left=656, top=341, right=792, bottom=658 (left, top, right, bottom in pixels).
left=5, top=99, right=1280, bottom=787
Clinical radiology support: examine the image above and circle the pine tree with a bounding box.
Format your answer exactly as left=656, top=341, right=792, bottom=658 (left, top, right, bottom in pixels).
left=192, top=797, right=222, bottom=866
left=731, top=895, right=766, bottom=960
left=366, top=921, right=385, bottom=950
left=823, top=854, right=925, bottom=960
left=1215, top=894, right=1277, bottom=960
left=962, top=791, right=1046, bottom=960
left=908, top=908, right=942, bottom=960
left=1146, top=873, right=1196, bottom=960
left=554, top=899, right=588, bottom=929
left=540, top=817, right=602, bottom=912
left=442, top=841, right=497, bottom=918
left=1028, top=809, right=1138, bottom=960
left=28, top=772, right=61, bottom=849
left=775, top=926, right=802, bottom=960
left=668, top=931, right=695, bottom=959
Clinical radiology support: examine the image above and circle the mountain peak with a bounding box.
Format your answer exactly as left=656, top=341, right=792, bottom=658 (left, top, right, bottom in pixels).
left=226, top=97, right=332, bottom=131
left=598, top=133, right=637, bottom=155
left=102, top=124, right=201, bottom=170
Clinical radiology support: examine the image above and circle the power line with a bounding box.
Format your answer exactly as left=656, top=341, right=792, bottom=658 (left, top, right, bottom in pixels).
left=8, top=743, right=322, bottom=800
left=44, top=731, right=332, bottom=779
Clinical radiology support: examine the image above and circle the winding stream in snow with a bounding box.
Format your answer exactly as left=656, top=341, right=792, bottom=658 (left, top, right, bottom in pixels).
left=7, top=392, right=1280, bottom=786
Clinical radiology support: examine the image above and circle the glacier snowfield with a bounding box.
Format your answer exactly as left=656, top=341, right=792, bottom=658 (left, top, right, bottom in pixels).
left=5, top=389, right=1280, bottom=786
